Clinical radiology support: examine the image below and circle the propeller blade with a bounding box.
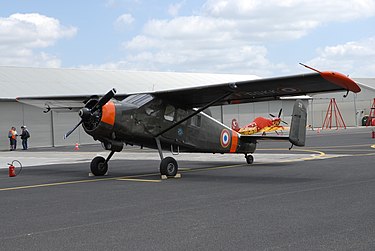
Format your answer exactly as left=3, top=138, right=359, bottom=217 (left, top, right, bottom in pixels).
left=269, top=113, right=275, bottom=118
left=278, top=108, right=282, bottom=118
left=281, top=120, right=288, bottom=125
left=64, top=120, right=83, bottom=139
left=64, top=88, right=116, bottom=140
left=91, top=88, right=117, bottom=113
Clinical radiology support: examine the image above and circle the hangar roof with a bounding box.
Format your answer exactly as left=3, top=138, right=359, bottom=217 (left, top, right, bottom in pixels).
left=353, top=78, right=375, bottom=91
left=0, top=66, right=258, bottom=99
left=0, top=66, right=373, bottom=100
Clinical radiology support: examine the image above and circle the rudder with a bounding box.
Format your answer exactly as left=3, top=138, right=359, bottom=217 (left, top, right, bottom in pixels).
left=289, top=100, right=307, bottom=147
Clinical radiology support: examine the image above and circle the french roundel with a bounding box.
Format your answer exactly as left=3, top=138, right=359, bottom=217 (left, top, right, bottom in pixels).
left=220, top=129, right=230, bottom=148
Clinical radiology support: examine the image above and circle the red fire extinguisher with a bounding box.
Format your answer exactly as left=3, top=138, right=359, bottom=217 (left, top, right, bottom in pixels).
left=8, top=160, right=22, bottom=177
left=9, top=163, right=16, bottom=177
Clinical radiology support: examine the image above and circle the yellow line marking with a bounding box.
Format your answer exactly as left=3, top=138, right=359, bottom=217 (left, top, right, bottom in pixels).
left=318, top=149, right=375, bottom=152
left=0, top=172, right=157, bottom=192
left=179, top=164, right=245, bottom=173
left=116, top=178, right=161, bottom=183
left=348, top=152, right=375, bottom=157
left=259, top=144, right=373, bottom=150
left=0, top=149, right=338, bottom=192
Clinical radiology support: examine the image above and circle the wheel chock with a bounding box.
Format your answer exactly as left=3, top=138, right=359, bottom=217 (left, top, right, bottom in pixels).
left=161, top=173, right=181, bottom=180
left=88, top=171, right=109, bottom=177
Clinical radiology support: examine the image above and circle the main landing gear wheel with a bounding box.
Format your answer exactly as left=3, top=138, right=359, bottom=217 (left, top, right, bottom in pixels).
left=90, top=156, right=108, bottom=176
left=160, top=157, right=178, bottom=177
left=245, top=155, right=254, bottom=165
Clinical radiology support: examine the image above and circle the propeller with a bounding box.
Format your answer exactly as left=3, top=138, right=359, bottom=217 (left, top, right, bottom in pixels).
left=269, top=108, right=288, bottom=125
left=278, top=108, right=282, bottom=118
left=64, top=88, right=117, bottom=139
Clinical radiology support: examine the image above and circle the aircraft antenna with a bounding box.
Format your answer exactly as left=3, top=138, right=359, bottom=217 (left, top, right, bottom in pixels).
left=299, top=63, right=321, bottom=73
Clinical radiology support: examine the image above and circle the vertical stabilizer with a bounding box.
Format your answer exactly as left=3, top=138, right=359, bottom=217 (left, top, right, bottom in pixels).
left=289, top=100, right=307, bottom=147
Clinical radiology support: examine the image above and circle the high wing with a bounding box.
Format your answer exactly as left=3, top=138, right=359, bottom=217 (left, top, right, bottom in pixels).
left=152, top=71, right=360, bottom=108
left=17, top=70, right=360, bottom=110
left=16, top=95, right=95, bottom=112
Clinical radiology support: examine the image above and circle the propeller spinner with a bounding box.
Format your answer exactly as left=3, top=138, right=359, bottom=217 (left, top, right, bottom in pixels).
left=64, top=88, right=117, bottom=139
left=269, top=108, right=288, bottom=125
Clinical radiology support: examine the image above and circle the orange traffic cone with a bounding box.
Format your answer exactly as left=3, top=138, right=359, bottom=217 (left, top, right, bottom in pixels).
left=74, top=143, right=79, bottom=150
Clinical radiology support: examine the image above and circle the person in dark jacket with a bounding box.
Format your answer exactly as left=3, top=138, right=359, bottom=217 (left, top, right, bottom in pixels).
left=20, top=126, right=30, bottom=150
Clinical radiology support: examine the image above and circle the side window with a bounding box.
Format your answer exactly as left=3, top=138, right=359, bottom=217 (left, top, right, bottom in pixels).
left=191, top=115, right=202, bottom=127
left=176, top=109, right=188, bottom=125
left=164, top=105, right=175, bottom=121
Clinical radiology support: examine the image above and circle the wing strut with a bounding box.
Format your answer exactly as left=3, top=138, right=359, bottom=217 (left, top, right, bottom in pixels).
left=154, top=91, right=233, bottom=137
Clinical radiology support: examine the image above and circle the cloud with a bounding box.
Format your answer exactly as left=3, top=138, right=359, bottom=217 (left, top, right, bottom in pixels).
left=202, top=0, right=375, bottom=20
left=307, top=37, right=375, bottom=77
left=99, top=0, right=375, bottom=76
left=168, top=1, right=186, bottom=17
left=114, top=13, right=135, bottom=31
left=105, top=0, right=140, bottom=8
left=0, top=13, right=77, bottom=67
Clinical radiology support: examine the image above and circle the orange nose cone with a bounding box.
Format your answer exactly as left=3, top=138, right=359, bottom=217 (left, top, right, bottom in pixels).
left=101, top=101, right=116, bottom=126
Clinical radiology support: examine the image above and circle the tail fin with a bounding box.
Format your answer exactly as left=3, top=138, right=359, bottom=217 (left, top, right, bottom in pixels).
left=289, top=100, right=307, bottom=147
left=231, top=118, right=240, bottom=131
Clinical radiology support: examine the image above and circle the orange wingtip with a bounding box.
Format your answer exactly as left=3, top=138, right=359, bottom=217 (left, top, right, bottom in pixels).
left=300, top=63, right=361, bottom=93
left=320, top=71, right=361, bottom=93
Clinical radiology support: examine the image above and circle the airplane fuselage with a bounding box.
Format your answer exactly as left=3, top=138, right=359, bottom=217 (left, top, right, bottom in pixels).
left=83, top=94, right=256, bottom=154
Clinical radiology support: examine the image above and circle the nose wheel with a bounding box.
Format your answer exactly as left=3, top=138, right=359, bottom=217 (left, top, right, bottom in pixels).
left=90, top=156, right=108, bottom=176
left=90, top=150, right=115, bottom=176
left=245, top=154, right=254, bottom=165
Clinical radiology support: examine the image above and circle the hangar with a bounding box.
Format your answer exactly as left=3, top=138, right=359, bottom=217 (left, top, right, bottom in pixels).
left=0, top=66, right=374, bottom=150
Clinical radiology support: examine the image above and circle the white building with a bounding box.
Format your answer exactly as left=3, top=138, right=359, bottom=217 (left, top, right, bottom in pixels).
left=0, top=66, right=374, bottom=150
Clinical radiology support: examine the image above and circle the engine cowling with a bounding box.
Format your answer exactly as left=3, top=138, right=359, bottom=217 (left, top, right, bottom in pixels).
left=82, top=101, right=116, bottom=139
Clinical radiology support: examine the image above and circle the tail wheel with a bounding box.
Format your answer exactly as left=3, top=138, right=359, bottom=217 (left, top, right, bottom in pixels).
left=90, top=156, right=108, bottom=176
left=160, top=157, right=178, bottom=177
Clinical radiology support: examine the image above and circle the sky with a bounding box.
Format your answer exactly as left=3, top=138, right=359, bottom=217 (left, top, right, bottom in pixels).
left=0, top=0, right=374, bottom=77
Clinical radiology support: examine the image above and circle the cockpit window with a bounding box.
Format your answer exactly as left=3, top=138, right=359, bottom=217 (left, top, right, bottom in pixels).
left=164, top=105, right=175, bottom=121
left=124, top=94, right=154, bottom=107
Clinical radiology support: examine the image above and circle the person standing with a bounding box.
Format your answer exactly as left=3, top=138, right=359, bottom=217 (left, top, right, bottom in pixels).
left=8, top=126, right=17, bottom=151
left=20, top=126, right=30, bottom=150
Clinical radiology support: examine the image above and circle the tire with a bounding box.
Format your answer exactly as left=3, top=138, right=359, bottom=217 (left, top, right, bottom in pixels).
left=160, top=157, right=178, bottom=176
left=90, top=156, right=108, bottom=176
left=246, top=155, right=254, bottom=165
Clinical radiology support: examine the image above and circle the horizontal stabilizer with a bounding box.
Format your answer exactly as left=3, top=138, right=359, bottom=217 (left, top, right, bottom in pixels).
left=237, top=100, right=307, bottom=147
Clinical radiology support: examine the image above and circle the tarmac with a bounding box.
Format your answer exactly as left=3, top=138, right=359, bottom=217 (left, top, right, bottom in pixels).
left=0, top=127, right=375, bottom=250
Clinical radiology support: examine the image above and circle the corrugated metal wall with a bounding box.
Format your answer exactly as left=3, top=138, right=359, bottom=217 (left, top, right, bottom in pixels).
left=0, top=101, right=95, bottom=151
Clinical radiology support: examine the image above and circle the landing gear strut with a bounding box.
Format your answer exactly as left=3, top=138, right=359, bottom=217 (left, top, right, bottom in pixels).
left=155, top=137, right=179, bottom=177
left=90, top=150, right=115, bottom=176
left=245, top=153, right=254, bottom=165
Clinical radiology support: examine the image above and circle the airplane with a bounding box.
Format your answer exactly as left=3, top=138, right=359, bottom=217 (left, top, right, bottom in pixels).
left=231, top=108, right=286, bottom=135
left=17, top=65, right=361, bottom=177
